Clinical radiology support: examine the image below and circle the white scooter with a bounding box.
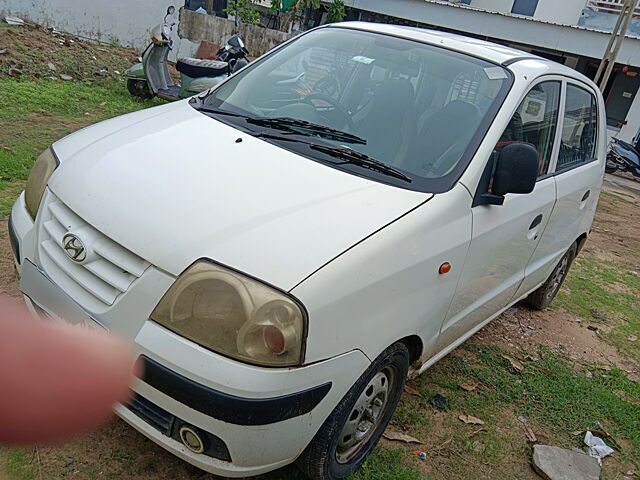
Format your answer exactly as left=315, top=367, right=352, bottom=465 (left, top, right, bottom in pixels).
left=125, top=6, right=249, bottom=101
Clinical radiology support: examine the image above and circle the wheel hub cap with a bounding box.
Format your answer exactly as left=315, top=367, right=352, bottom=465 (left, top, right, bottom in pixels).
left=336, top=367, right=394, bottom=463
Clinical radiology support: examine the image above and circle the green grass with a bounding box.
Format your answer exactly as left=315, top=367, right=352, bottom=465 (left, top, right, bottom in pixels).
left=0, top=78, right=159, bottom=181
left=2, top=449, right=37, bottom=480
left=555, top=256, right=640, bottom=358
left=410, top=344, right=640, bottom=460
left=0, top=78, right=160, bottom=215
left=351, top=449, right=427, bottom=480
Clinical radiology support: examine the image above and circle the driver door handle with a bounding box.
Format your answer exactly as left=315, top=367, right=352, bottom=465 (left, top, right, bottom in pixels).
left=529, top=214, right=543, bottom=230
left=582, top=190, right=591, bottom=202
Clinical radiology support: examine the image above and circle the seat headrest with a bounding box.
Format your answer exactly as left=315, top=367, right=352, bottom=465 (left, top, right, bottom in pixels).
left=372, top=78, right=415, bottom=112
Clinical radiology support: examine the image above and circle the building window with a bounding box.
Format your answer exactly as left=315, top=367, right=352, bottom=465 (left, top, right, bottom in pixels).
left=511, top=0, right=539, bottom=16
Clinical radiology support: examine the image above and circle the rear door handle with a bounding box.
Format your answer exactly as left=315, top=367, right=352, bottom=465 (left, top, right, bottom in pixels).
left=582, top=190, right=591, bottom=202
left=529, top=214, right=543, bottom=230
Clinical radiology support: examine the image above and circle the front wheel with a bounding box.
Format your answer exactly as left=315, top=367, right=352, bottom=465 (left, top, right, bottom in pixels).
left=297, top=343, right=409, bottom=480
left=526, top=243, right=577, bottom=310
left=127, top=79, right=154, bottom=99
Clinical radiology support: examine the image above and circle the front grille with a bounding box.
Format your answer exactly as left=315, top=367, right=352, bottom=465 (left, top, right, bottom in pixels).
left=38, top=192, right=149, bottom=307
left=126, top=392, right=232, bottom=462
left=128, top=393, right=174, bottom=435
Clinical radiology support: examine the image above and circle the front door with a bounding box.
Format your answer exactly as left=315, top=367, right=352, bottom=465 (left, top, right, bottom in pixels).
left=438, top=80, right=561, bottom=345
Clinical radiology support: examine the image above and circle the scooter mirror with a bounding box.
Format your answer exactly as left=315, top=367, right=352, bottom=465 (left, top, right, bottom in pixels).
left=166, top=5, right=176, bottom=15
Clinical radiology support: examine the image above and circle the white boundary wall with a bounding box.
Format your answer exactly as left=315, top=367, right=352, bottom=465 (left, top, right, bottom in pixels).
left=0, top=0, right=199, bottom=59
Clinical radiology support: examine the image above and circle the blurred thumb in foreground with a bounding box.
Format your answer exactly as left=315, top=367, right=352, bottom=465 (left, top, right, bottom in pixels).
left=0, top=297, right=138, bottom=444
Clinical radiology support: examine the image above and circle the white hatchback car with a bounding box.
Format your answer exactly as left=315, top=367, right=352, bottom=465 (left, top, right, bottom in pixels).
left=9, top=22, right=604, bottom=480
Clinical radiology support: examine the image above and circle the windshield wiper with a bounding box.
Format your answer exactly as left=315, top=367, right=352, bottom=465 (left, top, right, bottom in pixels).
left=195, top=106, right=256, bottom=120
left=309, top=145, right=412, bottom=182
left=192, top=106, right=367, bottom=146
left=244, top=132, right=411, bottom=183
left=246, top=117, right=367, bottom=145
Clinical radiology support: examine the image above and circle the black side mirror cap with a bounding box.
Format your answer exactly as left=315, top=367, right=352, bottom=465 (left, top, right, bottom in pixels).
left=473, top=143, right=539, bottom=207
left=492, top=143, right=539, bottom=196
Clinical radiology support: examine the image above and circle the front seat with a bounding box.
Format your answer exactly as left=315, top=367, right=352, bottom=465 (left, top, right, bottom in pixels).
left=356, top=78, right=416, bottom=165
left=407, top=100, right=482, bottom=177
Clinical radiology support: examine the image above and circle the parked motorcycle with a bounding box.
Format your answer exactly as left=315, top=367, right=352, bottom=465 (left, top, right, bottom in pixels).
left=126, top=6, right=250, bottom=101
left=606, top=137, right=640, bottom=179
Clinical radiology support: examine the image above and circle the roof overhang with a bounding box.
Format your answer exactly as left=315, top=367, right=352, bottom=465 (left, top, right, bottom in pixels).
left=345, top=0, right=640, bottom=67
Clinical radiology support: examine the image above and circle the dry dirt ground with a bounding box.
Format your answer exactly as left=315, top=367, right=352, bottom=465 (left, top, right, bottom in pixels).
left=1, top=176, right=638, bottom=480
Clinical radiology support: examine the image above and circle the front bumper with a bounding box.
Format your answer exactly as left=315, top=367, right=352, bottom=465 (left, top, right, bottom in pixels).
left=11, top=191, right=370, bottom=477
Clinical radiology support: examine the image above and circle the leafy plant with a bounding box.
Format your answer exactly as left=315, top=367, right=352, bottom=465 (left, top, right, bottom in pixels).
left=327, top=0, right=346, bottom=22
left=225, top=0, right=261, bottom=24
left=270, top=0, right=320, bottom=13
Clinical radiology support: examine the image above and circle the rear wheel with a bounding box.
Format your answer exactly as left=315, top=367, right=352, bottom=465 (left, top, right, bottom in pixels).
left=526, top=243, right=577, bottom=310
left=127, top=79, right=154, bottom=99
left=297, top=343, right=409, bottom=480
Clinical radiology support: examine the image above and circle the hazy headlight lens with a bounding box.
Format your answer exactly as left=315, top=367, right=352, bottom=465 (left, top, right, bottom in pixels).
left=25, top=148, right=58, bottom=219
left=150, top=261, right=306, bottom=367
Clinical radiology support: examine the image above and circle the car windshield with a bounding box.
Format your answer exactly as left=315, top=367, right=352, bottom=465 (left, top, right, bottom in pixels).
left=194, top=27, right=512, bottom=192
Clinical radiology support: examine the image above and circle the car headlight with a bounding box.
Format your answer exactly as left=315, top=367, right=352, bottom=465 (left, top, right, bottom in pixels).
left=150, top=260, right=307, bottom=367
left=25, top=148, right=58, bottom=219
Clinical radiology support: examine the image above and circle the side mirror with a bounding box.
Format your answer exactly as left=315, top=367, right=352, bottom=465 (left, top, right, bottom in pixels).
left=493, top=143, right=538, bottom=195
left=474, top=143, right=538, bottom=206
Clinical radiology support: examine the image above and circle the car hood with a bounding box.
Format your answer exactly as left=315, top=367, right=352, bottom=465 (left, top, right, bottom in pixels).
left=50, top=101, right=430, bottom=290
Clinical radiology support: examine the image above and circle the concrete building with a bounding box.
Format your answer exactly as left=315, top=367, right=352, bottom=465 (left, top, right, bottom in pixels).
left=341, top=0, right=640, bottom=143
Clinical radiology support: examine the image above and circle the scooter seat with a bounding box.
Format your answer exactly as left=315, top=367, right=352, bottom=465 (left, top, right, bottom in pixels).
left=176, top=58, right=229, bottom=78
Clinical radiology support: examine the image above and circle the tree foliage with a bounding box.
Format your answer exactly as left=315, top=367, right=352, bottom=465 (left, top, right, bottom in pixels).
left=327, top=0, right=346, bottom=22
left=225, top=0, right=261, bottom=24
left=270, top=0, right=320, bottom=13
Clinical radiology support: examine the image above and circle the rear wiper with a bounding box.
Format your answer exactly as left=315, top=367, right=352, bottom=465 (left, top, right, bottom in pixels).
left=246, top=117, right=367, bottom=145
left=309, top=145, right=412, bottom=182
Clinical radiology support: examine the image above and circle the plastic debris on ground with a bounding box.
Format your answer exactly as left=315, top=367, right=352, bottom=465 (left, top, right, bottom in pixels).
left=428, top=393, right=449, bottom=411
left=414, top=451, right=427, bottom=461
left=584, top=431, right=614, bottom=466
left=5, top=16, right=25, bottom=26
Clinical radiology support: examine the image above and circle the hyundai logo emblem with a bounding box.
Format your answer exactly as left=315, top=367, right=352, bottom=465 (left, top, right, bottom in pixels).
left=62, top=233, right=87, bottom=263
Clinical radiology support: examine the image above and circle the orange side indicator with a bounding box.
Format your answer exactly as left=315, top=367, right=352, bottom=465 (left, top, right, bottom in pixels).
left=439, top=262, right=451, bottom=275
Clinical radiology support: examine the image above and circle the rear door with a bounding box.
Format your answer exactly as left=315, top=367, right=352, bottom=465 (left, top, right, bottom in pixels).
left=525, top=81, right=602, bottom=289
left=439, top=79, right=561, bottom=344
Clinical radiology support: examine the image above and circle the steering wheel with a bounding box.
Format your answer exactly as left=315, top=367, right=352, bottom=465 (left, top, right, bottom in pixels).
left=301, top=93, right=355, bottom=132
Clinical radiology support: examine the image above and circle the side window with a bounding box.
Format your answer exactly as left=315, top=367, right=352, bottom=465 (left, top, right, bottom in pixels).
left=557, top=85, right=598, bottom=172
left=497, top=81, right=560, bottom=177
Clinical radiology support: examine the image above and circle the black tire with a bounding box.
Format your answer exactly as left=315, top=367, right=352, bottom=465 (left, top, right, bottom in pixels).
left=127, top=78, right=154, bottom=99
left=526, top=243, right=577, bottom=310
left=297, top=343, right=409, bottom=480
left=605, top=164, right=617, bottom=174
